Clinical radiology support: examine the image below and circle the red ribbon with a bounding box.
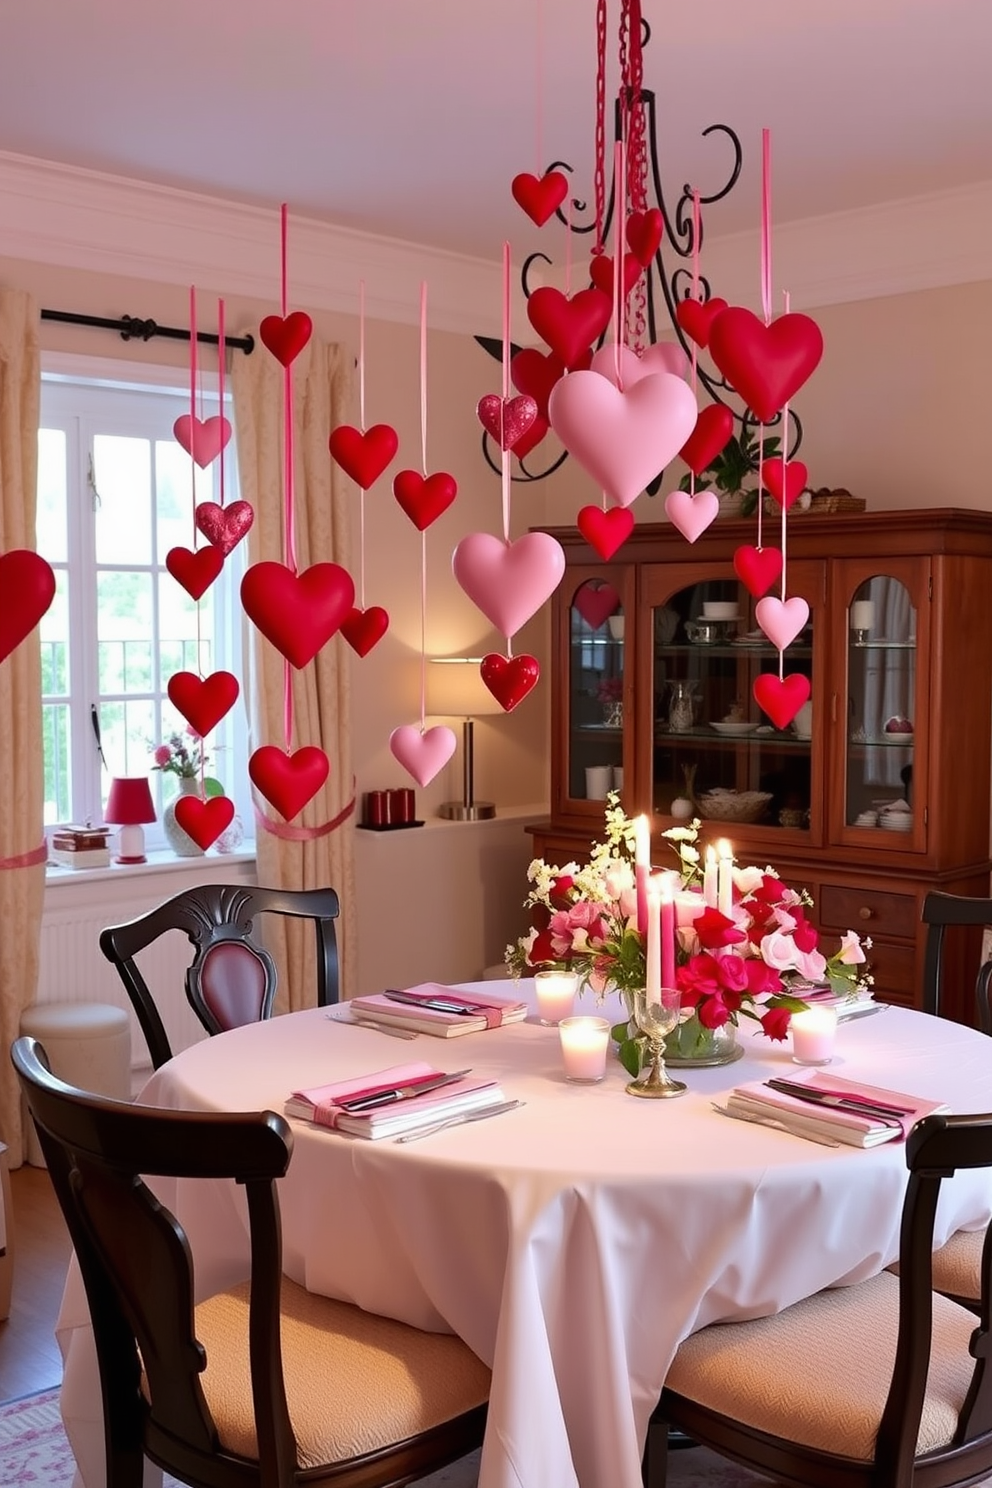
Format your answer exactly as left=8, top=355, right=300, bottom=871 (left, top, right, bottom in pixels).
left=254, top=793, right=356, bottom=842
left=1, top=841, right=49, bottom=870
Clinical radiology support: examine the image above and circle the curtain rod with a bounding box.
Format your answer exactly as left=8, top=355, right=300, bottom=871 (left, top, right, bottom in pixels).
left=40, top=308, right=255, bottom=354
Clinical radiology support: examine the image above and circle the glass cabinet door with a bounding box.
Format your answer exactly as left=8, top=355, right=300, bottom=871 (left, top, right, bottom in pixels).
left=843, top=574, right=918, bottom=835
left=564, top=574, right=627, bottom=810
left=641, top=561, right=822, bottom=836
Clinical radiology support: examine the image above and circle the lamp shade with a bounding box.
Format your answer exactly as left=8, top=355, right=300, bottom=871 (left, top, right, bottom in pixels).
left=427, top=657, right=503, bottom=718
left=105, top=777, right=156, bottom=825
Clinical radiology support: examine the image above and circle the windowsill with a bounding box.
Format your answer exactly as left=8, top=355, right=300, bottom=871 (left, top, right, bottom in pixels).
left=45, top=845, right=257, bottom=886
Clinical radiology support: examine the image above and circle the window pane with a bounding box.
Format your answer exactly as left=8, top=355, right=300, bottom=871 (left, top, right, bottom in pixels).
left=94, top=435, right=152, bottom=564
left=97, top=572, right=153, bottom=693
left=156, top=439, right=212, bottom=557
left=157, top=573, right=212, bottom=687
left=37, top=429, right=68, bottom=563
left=42, top=703, right=72, bottom=824
left=99, top=699, right=156, bottom=789
left=40, top=570, right=70, bottom=695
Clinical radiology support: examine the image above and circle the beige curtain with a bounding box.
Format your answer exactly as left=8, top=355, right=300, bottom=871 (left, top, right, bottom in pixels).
left=232, top=334, right=357, bottom=1006
left=0, top=291, right=44, bottom=1165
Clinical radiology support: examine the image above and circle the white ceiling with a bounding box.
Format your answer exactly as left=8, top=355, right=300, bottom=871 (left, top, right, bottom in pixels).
left=2, top=0, right=991, bottom=263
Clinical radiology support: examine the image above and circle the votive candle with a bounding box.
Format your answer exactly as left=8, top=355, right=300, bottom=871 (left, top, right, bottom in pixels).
left=634, top=814, right=650, bottom=935
left=851, top=600, right=875, bottom=633
left=790, top=1006, right=838, bottom=1065
left=534, top=970, right=578, bottom=1025
left=717, top=839, right=734, bottom=917
left=559, top=1016, right=611, bottom=1082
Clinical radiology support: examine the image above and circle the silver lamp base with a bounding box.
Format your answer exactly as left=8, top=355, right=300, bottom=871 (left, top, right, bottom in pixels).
left=439, top=800, right=496, bottom=821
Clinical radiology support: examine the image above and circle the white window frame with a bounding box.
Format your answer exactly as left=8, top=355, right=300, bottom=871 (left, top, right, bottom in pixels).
left=38, top=352, right=253, bottom=853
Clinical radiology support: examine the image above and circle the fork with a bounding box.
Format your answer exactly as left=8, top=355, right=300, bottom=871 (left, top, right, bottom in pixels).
left=394, top=1099, right=524, bottom=1143
left=710, top=1102, right=841, bottom=1148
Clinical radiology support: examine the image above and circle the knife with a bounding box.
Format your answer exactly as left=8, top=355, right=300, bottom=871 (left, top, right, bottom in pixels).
left=764, top=1079, right=914, bottom=1121
left=384, top=989, right=487, bottom=1016
left=339, top=1068, right=473, bottom=1113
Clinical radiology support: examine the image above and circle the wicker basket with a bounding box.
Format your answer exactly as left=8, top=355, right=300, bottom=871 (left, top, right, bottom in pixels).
left=696, top=790, right=773, bottom=824
left=806, top=488, right=866, bottom=514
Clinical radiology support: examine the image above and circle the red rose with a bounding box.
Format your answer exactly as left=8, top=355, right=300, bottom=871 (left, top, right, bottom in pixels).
left=698, top=994, right=732, bottom=1029
left=716, top=955, right=749, bottom=993
left=548, top=875, right=575, bottom=909
left=793, top=915, right=819, bottom=954
left=527, top=928, right=560, bottom=966
left=693, top=907, right=748, bottom=951
left=759, top=1005, right=792, bottom=1042
left=744, top=959, right=783, bottom=996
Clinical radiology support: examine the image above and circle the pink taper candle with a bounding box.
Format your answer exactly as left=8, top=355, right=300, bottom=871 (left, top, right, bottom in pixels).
left=634, top=814, right=650, bottom=935
left=645, top=876, right=663, bottom=1004
left=660, top=878, right=676, bottom=993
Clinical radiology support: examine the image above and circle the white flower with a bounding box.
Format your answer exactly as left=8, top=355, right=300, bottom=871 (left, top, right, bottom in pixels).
left=733, top=864, right=765, bottom=894
left=760, top=929, right=803, bottom=973
left=836, top=930, right=866, bottom=965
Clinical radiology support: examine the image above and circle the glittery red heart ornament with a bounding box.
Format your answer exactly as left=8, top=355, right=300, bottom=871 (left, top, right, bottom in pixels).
left=576, top=505, right=635, bottom=560
left=676, top=297, right=729, bottom=349
left=527, top=286, right=613, bottom=368
left=240, top=561, right=355, bottom=669
left=166, top=545, right=224, bottom=600
left=328, top=423, right=399, bottom=489
left=589, top=252, right=642, bottom=301
left=733, top=544, right=783, bottom=599
left=476, top=394, right=538, bottom=452
left=194, top=500, right=255, bottom=556
left=172, top=413, right=232, bottom=468
left=392, top=469, right=458, bottom=530
left=679, top=404, right=734, bottom=477
left=510, top=170, right=568, bottom=226
left=340, top=605, right=389, bottom=657
left=626, top=209, right=664, bottom=266
left=0, top=549, right=56, bottom=664
left=249, top=745, right=330, bottom=821
left=480, top=653, right=540, bottom=713
left=173, top=792, right=235, bottom=851
left=167, top=670, right=240, bottom=737
left=259, top=311, right=313, bottom=366
left=708, top=308, right=824, bottom=423
left=761, top=459, right=809, bottom=511
left=753, top=671, right=811, bottom=730
left=573, top=580, right=621, bottom=630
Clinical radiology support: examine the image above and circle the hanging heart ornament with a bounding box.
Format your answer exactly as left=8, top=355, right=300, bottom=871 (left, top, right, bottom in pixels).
left=679, top=404, right=734, bottom=477
left=476, top=394, right=538, bottom=452
left=664, top=490, right=720, bottom=544
left=527, top=287, right=613, bottom=368
left=195, top=500, right=255, bottom=556
left=452, top=532, right=565, bottom=639
left=240, top=561, right=355, bottom=669
left=480, top=654, right=540, bottom=712
left=755, top=595, right=810, bottom=652
left=389, top=725, right=457, bottom=788
left=753, top=672, right=811, bottom=730
left=576, top=505, right=634, bottom=560
left=340, top=606, right=389, bottom=657
left=173, top=414, right=232, bottom=469
left=675, top=297, right=729, bottom=349
left=165, top=546, right=224, bottom=601
left=511, top=170, right=569, bottom=226
left=761, top=459, right=808, bottom=510
left=329, top=423, right=399, bottom=489
left=734, top=545, right=783, bottom=599
left=259, top=311, right=313, bottom=366
left=174, top=793, right=236, bottom=851
left=0, top=550, right=56, bottom=664
left=167, top=671, right=240, bottom=737
left=392, top=470, right=458, bottom=530
left=708, top=307, right=824, bottom=423
left=249, top=745, right=330, bottom=820
left=572, top=581, right=621, bottom=630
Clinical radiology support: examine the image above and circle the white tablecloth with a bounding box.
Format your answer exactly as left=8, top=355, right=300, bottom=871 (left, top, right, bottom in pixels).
left=57, top=987, right=992, bottom=1488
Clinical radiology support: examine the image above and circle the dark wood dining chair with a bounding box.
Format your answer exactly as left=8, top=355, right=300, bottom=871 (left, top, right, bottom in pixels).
left=642, top=1108, right=992, bottom=1488
left=12, top=1035, right=490, bottom=1488
left=100, top=883, right=340, bottom=1069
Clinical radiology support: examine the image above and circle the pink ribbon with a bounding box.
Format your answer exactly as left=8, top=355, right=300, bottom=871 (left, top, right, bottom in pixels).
left=760, top=128, right=773, bottom=326
left=254, top=792, right=356, bottom=842
left=0, top=841, right=49, bottom=870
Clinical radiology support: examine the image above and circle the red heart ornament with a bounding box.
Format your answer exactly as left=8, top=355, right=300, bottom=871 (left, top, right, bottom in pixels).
left=249, top=744, right=330, bottom=821
left=675, top=297, right=729, bottom=349
left=0, top=550, right=56, bottom=664
left=172, top=414, right=232, bottom=468
left=194, top=499, right=255, bottom=556
left=476, top=394, right=538, bottom=452
left=753, top=672, right=811, bottom=730
left=340, top=605, right=389, bottom=657
left=392, top=469, right=458, bottom=530
left=626, top=209, right=664, bottom=266
left=512, top=414, right=549, bottom=460
left=573, top=580, right=621, bottom=630
left=240, top=561, right=355, bottom=669
left=167, top=670, right=240, bottom=737
left=173, top=793, right=236, bottom=851
left=589, top=252, right=642, bottom=301
left=510, top=348, right=568, bottom=421
left=576, top=505, right=635, bottom=560
left=480, top=653, right=540, bottom=713
left=678, top=404, right=734, bottom=477
left=733, top=544, right=783, bottom=598
left=166, top=545, right=224, bottom=600
left=259, top=311, right=313, bottom=367
left=328, top=423, right=399, bottom=489
left=511, top=169, right=569, bottom=226
left=527, top=286, right=613, bottom=368
left=761, top=459, right=809, bottom=510
left=708, top=308, right=825, bottom=423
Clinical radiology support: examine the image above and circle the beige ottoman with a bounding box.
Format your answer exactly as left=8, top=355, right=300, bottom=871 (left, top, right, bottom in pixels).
left=19, top=1002, right=132, bottom=1167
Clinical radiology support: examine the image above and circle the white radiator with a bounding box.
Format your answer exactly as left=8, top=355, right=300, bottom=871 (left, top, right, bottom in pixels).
left=39, top=857, right=256, bottom=1087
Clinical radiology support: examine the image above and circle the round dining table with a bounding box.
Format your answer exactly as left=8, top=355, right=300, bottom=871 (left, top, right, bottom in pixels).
left=56, top=984, right=992, bottom=1488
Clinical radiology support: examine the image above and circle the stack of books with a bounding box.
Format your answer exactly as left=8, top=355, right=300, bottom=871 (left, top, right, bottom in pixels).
left=49, top=825, right=112, bottom=870
left=348, top=983, right=529, bottom=1038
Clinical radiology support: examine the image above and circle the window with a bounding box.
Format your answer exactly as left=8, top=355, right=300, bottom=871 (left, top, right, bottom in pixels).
left=37, top=365, right=249, bottom=848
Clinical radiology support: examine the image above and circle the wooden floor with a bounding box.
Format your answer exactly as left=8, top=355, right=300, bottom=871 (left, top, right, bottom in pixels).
left=0, top=1163, right=71, bottom=1402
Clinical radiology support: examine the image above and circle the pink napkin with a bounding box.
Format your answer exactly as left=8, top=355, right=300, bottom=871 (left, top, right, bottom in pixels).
left=290, top=1061, right=439, bottom=1127
left=354, top=983, right=526, bottom=1031
left=735, top=1071, right=947, bottom=1140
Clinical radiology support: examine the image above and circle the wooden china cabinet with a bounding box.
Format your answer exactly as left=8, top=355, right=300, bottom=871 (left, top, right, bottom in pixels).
left=528, top=508, right=992, bottom=1024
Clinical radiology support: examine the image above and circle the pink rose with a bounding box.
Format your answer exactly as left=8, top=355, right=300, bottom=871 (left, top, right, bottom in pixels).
left=837, top=931, right=866, bottom=965
left=760, top=929, right=802, bottom=973
left=152, top=744, right=172, bottom=766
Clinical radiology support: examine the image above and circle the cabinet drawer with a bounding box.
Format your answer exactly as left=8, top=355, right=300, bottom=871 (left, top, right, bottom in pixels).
left=863, top=940, right=917, bottom=1005
left=818, top=885, right=917, bottom=940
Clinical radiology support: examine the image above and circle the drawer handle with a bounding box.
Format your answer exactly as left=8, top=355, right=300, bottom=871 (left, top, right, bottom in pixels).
left=858, top=906, right=874, bottom=921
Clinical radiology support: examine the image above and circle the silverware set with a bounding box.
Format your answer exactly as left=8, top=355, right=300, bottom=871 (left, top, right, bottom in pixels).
left=394, top=1099, right=524, bottom=1143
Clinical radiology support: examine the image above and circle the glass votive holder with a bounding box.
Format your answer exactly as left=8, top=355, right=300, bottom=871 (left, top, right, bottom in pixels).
left=790, top=1006, right=838, bottom=1066
left=534, top=970, right=578, bottom=1026
left=559, top=1016, right=611, bottom=1083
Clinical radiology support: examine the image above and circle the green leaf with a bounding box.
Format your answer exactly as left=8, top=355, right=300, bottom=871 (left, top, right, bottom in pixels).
left=202, top=776, right=225, bottom=798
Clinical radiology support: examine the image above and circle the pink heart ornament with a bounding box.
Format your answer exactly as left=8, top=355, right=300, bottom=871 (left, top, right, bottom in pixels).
left=452, top=532, right=566, bottom=639
left=195, top=500, right=255, bottom=556
left=549, top=370, right=698, bottom=509
left=589, top=343, right=688, bottom=387
left=664, top=489, right=720, bottom=543
left=173, top=414, right=233, bottom=468
left=755, top=595, right=810, bottom=652
left=389, top=724, right=457, bottom=788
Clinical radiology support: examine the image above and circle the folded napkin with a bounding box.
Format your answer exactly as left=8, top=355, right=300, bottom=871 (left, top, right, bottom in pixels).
left=351, top=983, right=528, bottom=1037
left=728, top=1072, right=948, bottom=1149
left=288, top=1061, right=437, bottom=1124
left=285, top=1061, right=505, bottom=1139
left=797, top=987, right=881, bottom=1020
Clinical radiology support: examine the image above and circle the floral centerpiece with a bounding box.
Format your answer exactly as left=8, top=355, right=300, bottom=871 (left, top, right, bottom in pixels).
left=506, top=793, right=871, bottom=1073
